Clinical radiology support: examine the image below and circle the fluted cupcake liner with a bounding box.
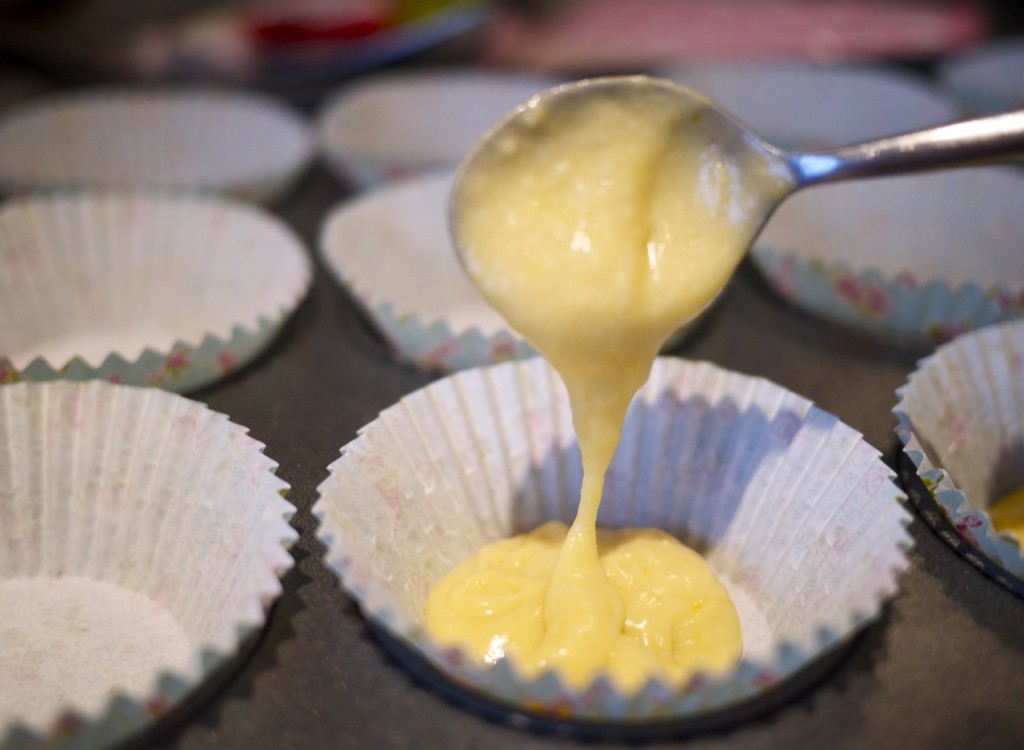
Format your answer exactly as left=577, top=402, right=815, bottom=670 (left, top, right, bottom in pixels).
left=316, top=71, right=560, bottom=189
left=0, top=190, right=312, bottom=392
left=657, top=62, right=1020, bottom=347
left=315, top=356, right=911, bottom=723
left=0, top=380, right=297, bottom=750
left=0, top=88, right=313, bottom=203
left=755, top=167, right=1024, bottom=345
left=894, top=319, right=1024, bottom=591
left=319, top=171, right=709, bottom=373
left=319, top=169, right=537, bottom=372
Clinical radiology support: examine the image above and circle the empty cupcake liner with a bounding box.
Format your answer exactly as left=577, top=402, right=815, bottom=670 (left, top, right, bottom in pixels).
left=0, top=88, right=314, bottom=203
left=316, top=70, right=560, bottom=189
left=319, top=170, right=534, bottom=372
left=319, top=170, right=712, bottom=373
left=0, top=190, right=313, bottom=392
left=658, top=62, right=1013, bottom=346
left=939, top=39, right=1024, bottom=116
left=894, top=319, right=1024, bottom=590
left=755, top=167, right=1024, bottom=345
left=315, top=356, right=911, bottom=723
left=0, top=380, right=297, bottom=750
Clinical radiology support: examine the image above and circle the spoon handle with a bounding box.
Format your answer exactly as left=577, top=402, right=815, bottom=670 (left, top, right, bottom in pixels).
left=784, top=110, right=1024, bottom=188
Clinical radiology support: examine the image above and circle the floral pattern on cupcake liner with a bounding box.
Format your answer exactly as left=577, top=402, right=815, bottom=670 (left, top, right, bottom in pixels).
left=1, top=320, right=284, bottom=394
left=360, top=300, right=537, bottom=373
left=361, top=301, right=705, bottom=374
left=755, top=246, right=1024, bottom=345
left=894, top=432, right=1024, bottom=589
left=893, top=321, right=1024, bottom=590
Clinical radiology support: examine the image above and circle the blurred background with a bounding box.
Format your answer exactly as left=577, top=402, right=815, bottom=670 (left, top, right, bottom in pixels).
left=0, top=0, right=1020, bottom=103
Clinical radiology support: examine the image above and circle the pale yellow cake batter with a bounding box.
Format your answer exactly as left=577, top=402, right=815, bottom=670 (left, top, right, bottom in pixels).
left=989, top=485, right=1024, bottom=542
left=426, top=78, right=790, bottom=689
left=426, top=521, right=743, bottom=690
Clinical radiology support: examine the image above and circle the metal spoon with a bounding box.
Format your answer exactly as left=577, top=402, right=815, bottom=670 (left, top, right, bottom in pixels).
left=450, top=74, right=1024, bottom=264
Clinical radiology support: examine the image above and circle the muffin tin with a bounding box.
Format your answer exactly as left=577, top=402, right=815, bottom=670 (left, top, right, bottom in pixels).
left=1, top=59, right=1023, bottom=749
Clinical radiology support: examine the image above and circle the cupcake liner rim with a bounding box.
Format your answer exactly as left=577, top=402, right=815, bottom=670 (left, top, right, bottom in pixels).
left=315, top=356, right=913, bottom=720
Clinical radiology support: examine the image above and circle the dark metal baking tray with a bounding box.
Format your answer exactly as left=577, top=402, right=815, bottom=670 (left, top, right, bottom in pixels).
left=103, top=161, right=1024, bottom=750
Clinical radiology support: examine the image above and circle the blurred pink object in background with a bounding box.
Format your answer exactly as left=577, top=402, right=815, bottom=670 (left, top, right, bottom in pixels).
left=483, top=0, right=988, bottom=71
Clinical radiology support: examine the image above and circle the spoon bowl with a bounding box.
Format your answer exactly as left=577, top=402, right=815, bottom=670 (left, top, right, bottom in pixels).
left=450, top=74, right=1024, bottom=313
left=450, top=75, right=793, bottom=277
left=449, top=76, right=799, bottom=338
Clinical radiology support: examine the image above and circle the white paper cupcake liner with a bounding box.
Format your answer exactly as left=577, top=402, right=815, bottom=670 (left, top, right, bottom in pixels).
left=755, top=167, right=1024, bottom=345
left=319, top=170, right=534, bottom=372
left=319, top=170, right=711, bottom=373
left=657, top=62, right=1011, bottom=346
left=0, top=380, right=297, bottom=750
left=0, top=88, right=314, bottom=203
left=316, top=70, right=560, bottom=189
left=939, top=39, right=1024, bottom=116
left=315, top=356, right=911, bottom=723
left=0, top=190, right=313, bottom=392
left=894, top=319, right=1024, bottom=589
